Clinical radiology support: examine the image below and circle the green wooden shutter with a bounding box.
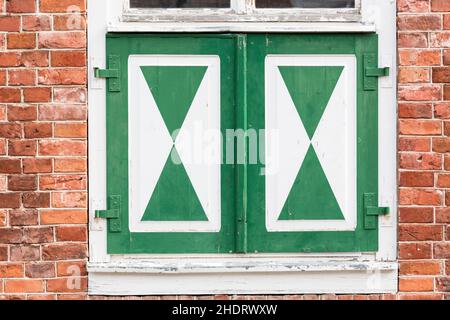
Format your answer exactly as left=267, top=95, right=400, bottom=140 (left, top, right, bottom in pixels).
left=246, top=34, right=387, bottom=253
left=99, top=33, right=387, bottom=255
left=102, top=34, right=237, bottom=254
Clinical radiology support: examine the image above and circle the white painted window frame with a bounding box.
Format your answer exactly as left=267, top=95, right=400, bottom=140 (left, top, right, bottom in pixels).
left=122, top=0, right=362, bottom=23
left=88, top=0, right=398, bottom=295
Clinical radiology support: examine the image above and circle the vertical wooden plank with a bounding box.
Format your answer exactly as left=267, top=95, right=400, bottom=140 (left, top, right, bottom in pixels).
left=235, top=34, right=248, bottom=253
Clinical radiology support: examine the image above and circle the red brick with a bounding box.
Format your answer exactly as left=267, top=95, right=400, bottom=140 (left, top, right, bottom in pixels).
left=8, top=69, right=36, bottom=86
left=437, top=173, right=450, bottom=187
left=399, top=85, right=441, bottom=101
left=0, top=88, right=21, bottom=103
left=51, top=191, right=86, bottom=208
left=40, top=209, right=87, bottom=225
left=42, top=243, right=87, bottom=261
left=0, top=193, right=21, bottom=208
left=25, top=262, right=55, bottom=278
left=7, top=33, right=36, bottom=49
left=40, top=0, right=86, bottom=13
left=7, top=105, right=37, bottom=121
left=399, top=225, right=443, bottom=241
left=445, top=121, right=450, bottom=136
left=399, top=120, right=442, bottom=135
left=399, top=278, right=434, bottom=292
left=28, top=295, right=57, bottom=300
left=8, top=140, right=36, bottom=156
left=23, top=87, right=51, bottom=103
left=430, top=32, right=450, bottom=48
left=0, top=159, right=21, bottom=174
left=54, top=123, right=86, bottom=138
left=0, top=52, right=21, bottom=67
left=0, top=246, right=8, bottom=261
left=21, top=51, right=49, bottom=67
left=0, top=139, right=5, bottom=155
left=23, top=227, right=53, bottom=244
left=445, top=15, right=450, bottom=30
left=53, top=15, right=86, bottom=31
left=38, top=69, right=86, bottom=85
left=400, top=261, right=441, bottom=276
left=0, top=123, right=22, bottom=138
left=0, top=228, right=23, bottom=243
left=399, top=207, right=434, bottom=224
left=10, top=245, right=40, bottom=261
left=51, top=51, right=86, bottom=67
left=400, top=152, right=441, bottom=169
left=399, top=49, right=441, bottom=66
left=399, top=189, right=442, bottom=206
left=399, top=293, right=443, bottom=300
left=39, top=140, right=86, bottom=156
left=54, top=158, right=86, bottom=173
left=39, top=105, right=86, bottom=121
left=39, top=32, right=86, bottom=49
left=398, top=0, right=429, bottom=12
left=5, top=280, right=45, bottom=293
left=22, top=192, right=50, bottom=208
left=431, top=0, right=450, bottom=11
left=433, top=67, right=450, bottom=83
left=24, top=122, right=52, bottom=138
left=56, top=226, right=86, bottom=242
left=445, top=155, right=450, bottom=170
left=40, top=175, right=86, bottom=191
left=434, top=243, right=450, bottom=259
left=9, top=209, right=38, bottom=226
left=53, top=88, right=86, bottom=103
left=445, top=85, right=450, bottom=100
left=23, top=158, right=52, bottom=173
left=57, top=261, right=86, bottom=277
left=433, top=138, right=450, bottom=153
left=22, top=16, right=51, bottom=31
left=47, top=278, right=87, bottom=293
left=398, top=15, right=442, bottom=31
left=447, top=191, right=450, bottom=205
left=435, top=103, right=450, bottom=119
left=398, top=137, right=430, bottom=152
left=0, top=264, right=24, bottom=278
left=6, top=0, right=36, bottom=13
left=398, top=67, right=430, bottom=83
left=0, top=16, right=20, bottom=32
left=8, top=175, right=37, bottom=191
left=445, top=50, right=450, bottom=65
left=436, top=277, right=450, bottom=292
left=400, top=171, right=434, bottom=187
left=0, top=70, right=6, bottom=85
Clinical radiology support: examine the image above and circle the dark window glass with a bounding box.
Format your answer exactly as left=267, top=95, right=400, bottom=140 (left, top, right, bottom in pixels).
left=255, top=0, right=355, bottom=8
left=130, top=0, right=230, bottom=8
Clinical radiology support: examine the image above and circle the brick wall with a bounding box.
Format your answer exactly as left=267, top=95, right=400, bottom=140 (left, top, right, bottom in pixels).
left=0, top=0, right=449, bottom=300
left=0, top=0, right=88, bottom=300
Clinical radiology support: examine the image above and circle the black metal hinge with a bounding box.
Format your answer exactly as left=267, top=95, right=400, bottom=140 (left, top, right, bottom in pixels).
left=364, top=54, right=390, bottom=91
left=95, top=195, right=121, bottom=232
left=94, top=55, right=120, bottom=92
left=364, top=193, right=390, bottom=230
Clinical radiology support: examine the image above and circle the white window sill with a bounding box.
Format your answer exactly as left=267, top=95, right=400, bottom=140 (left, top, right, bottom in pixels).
left=106, top=22, right=376, bottom=33
left=88, top=257, right=398, bottom=295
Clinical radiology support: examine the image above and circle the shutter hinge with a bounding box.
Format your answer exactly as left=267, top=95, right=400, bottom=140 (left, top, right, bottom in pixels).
left=95, top=195, right=121, bottom=232
left=364, top=54, right=390, bottom=91
left=94, top=55, right=120, bottom=92
left=364, top=193, right=390, bottom=230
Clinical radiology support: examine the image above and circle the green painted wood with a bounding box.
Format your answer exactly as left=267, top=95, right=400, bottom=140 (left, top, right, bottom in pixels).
left=105, top=34, right=237, bottom=254
left=235, top=34, right=248, bottom=253
left=279, top=66, right=343, bottom=139
left=140, top=66, right=207, bottom=136
left=142, top=147, right=208, bottom=221
left=278, top=146, right=344, bottom=221
left=246, top=33, right=380, bottom=253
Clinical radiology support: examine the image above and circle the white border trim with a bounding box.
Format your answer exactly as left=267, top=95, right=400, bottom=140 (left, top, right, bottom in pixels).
left=265, top=55, right=357, bottom=232
left=88, top=0, right=397, bottom=295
